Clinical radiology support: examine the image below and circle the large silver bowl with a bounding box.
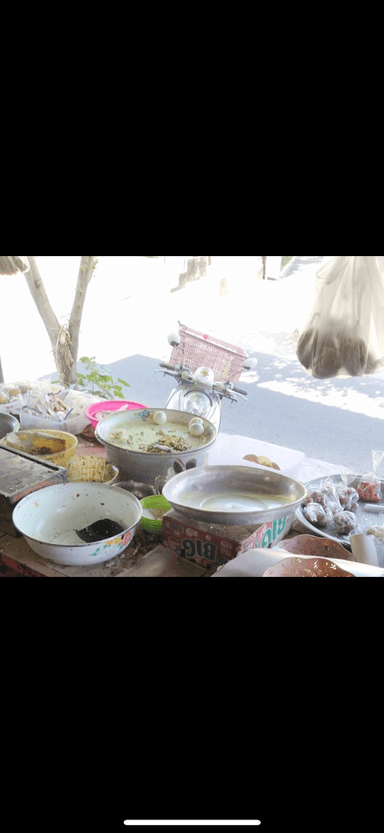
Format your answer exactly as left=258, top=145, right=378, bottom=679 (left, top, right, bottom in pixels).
left=0, top=412, right=19, bottom=440
left=95, top=408, right=217, bottom=483
left=162, top=465, right=307, bottom=525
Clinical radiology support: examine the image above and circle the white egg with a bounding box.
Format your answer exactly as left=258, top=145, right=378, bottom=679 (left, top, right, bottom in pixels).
left=189, top=422, right=204, bottom=436
left=153, top=411, right=167, bottom=425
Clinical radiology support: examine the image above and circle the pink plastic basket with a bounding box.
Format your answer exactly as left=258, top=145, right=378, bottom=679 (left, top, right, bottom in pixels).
left=84, top=400, right=147, bottom=428
left=170, top=324, right=248, bottom=382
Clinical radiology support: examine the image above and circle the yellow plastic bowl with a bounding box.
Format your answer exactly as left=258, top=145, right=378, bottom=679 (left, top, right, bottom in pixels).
left=2, top=428, right=77, bottom=465
left=140, top=495, right=172, bottom=533
left=65, top=455, right=119, bottom=484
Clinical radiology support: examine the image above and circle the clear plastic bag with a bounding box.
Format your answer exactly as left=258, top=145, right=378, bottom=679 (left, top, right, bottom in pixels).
left=357, top=450, right=384, bottom=501
left=301, top=475, right=360, bottom=533
left=296, top=256, right=384, bottom=379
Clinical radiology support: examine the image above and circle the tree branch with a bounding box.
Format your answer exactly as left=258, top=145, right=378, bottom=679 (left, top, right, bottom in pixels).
left=24, top=256, right=60, bottom=349
left=68, top=256, right=98, bottom=366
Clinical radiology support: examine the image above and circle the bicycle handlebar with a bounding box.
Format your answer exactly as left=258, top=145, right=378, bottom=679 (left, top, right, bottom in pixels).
left=158, top=364, right=248, bottom=397
left=159, top=362, right=179, bottom=371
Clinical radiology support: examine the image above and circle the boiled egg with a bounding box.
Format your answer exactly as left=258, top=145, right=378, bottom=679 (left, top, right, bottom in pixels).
left=153, top=411, right=167, bottom=425
left=189, top=421, right=204, bottom=437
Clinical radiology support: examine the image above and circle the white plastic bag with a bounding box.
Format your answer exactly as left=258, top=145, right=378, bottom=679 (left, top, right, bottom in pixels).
left=296, top=256, right=384, bottom=378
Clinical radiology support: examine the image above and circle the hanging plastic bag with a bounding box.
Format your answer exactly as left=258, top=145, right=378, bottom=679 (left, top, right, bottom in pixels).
left=296, top=256, right=384, bottom=379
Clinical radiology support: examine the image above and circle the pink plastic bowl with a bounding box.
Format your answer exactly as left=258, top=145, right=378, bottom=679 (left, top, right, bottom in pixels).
left=84, top=400, right=147, bottom=428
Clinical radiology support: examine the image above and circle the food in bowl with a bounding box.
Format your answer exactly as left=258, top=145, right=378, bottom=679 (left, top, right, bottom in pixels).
left=142, top=506, right=169, bottom=520
left=106, top=412, right=213, bottom=454
left=65, top=455, right=119, bottom=484
left=2, top=428, right=77, bottom=465
left=24, top=434, right=67, bottom=455
left=95, top=409, right=217, bottom=482
left=140, top=495, right=172, bottom=532
left=263, top=556, right=355, bottom=577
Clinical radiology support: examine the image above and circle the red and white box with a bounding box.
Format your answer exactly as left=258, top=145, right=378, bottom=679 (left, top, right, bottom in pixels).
left=162, top=509, right=294, bottom=570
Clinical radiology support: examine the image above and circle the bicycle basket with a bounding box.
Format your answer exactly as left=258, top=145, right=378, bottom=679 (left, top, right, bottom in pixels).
left=169, top=324, right=248, bottom=383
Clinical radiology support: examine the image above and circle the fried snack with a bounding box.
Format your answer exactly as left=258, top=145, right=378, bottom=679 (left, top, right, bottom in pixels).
left=32, top=436, right=67, bottom=454
left=243, top=454, right=280, bottom=470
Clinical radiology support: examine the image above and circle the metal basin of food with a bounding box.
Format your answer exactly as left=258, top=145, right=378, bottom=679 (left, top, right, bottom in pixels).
left=0, top=412, right=19, bottom=439
left=162, top=465, right=307, bottom=525
left=95, top=408, right=217, bottom=482
left=12, top=482, right=142, bottom=566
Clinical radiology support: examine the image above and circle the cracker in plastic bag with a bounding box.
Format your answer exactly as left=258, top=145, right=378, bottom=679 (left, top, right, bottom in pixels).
left=296, top=256, right=384, bottom=379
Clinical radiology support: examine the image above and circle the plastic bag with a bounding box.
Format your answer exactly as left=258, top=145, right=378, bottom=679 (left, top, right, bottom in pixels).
left=296, top=256, right=384, bottom=379
left=302, top=501, right=335, bottom=528
left=357, top=450, right=384, bottom=501
left=301, top=475, right=359, bottom=533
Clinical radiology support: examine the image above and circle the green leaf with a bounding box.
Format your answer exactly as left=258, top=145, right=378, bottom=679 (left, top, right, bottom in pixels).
left=117, top=378, right=130, bottom=387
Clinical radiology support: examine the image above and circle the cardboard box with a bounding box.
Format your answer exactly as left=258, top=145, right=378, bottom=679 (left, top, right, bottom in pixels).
left=162, top=509, right=294, bottom=570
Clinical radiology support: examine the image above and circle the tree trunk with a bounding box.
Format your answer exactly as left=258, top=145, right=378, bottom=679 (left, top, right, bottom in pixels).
left=24, top=256, right=98, bottom=386
left=67, top=257, right=98, bottom=383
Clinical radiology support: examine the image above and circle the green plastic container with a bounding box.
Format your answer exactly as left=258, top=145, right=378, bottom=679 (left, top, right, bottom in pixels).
left=140, top=495, right=172, bottom=533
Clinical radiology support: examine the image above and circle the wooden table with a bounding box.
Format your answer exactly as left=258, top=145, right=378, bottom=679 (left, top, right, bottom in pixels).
left=0, top=427, right=209, bottom=577
left=0, top=427, right=352, bottom=577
